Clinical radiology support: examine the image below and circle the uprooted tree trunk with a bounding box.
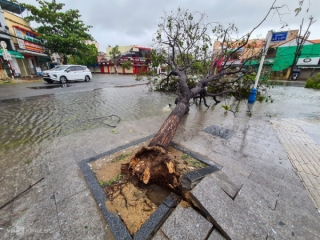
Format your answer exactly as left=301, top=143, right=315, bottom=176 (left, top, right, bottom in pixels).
left=127, top=71, right=222, bottom=190
left=126, top=2, right=286, bottom=190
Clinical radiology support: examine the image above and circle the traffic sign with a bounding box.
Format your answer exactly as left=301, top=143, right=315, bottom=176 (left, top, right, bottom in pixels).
left=271, top=32, right=288, bottom=42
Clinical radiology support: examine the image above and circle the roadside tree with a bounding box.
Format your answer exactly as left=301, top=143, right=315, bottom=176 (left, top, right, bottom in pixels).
left=108, top=45, right=121, bottom=74
left=19, top=0, right=94, bottom=64
left=127, top=1, right=285, bottom=190
left=288, top=16, right=316, bottom=80
left=68, top=44, right=98, bottom=66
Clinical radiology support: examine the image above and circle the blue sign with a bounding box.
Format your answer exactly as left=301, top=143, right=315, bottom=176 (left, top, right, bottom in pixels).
left=271, top=32, right=288, bottom=42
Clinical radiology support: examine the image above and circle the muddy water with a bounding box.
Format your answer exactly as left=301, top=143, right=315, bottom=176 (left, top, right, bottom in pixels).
left=253, top=85, right=320, bottom=119
left=0, top=83, right=318, bottom=174
left=0, top=86, right=175, bottom=176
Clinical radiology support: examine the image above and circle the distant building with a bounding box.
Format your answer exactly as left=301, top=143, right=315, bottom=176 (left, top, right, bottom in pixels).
left=85, top=40, right=99, bottom=50
left=97, top=51, right=106, bottom=63
left=91, top=45, right=152, bottom=74
left=272, top=38, right=320, bottom=80
left=211, top=30, right=320, bottom=80
left=213, top=30, right=299, bottom=66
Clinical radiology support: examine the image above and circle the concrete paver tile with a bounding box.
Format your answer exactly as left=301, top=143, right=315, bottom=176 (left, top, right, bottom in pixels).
left=152, top=230, right=169, bottom=240
left=9, top=191, right=61, bottom=240
left=207, top=229, right=226, bottom=240
left=267, top=216, right=320, bottom=240
left=208, top=171, right=242, bottom=199
left=234, top=191, right=277, bottom=234
left=249, top=169, right=306, bottom=198
left=221, top=167, right=280, bottom=208
left=281, top=169, right=304, bottom=188
left=244, top=155, right=287, bottom=178
left=272, top=119, right=320, bottom=209
left=56, top=189, right=113, bottom=240
left=191, top=177, right=267, bottom=239
left=208, top=151, right=253, bottom=178
left=237, top=181, right=279, bottom=210
left=271, top=198, right=320, bottom=237
left=160, top=204, right=213, bottom=240
left=46, top=164, right=88, bottom=204
left=298, top=172, right=320, bottom=209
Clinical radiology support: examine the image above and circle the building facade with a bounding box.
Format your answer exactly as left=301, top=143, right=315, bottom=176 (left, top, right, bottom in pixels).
left=91, top=45, right=151, bottom=74
left=272, top=39, right=320, bottom=80
left=4, top=10, right=49, bottom=76
left=0, top=3, right=23, bottom=78
left=0, top=0, right=49, bottom=78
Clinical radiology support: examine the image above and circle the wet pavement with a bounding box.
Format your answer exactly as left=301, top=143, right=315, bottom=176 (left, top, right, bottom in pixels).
left=0, top=76, right=319, bottom=239
left=0, top=74, right=150, bottom=100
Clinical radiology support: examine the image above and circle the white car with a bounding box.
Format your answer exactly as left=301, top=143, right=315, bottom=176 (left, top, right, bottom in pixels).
left=42, top=65, right=92, bottom=84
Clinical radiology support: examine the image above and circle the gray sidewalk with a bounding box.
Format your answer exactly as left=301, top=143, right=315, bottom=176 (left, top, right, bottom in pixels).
left=1, top=83, right=320, bottom=239
left=157, top=112, right=320, bottom=239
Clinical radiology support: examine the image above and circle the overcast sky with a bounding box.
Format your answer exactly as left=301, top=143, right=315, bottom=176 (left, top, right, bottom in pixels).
left=18, top=0, right=320, bottom=52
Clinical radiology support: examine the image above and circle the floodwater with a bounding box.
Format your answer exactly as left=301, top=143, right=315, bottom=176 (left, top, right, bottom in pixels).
left=0, top=82, right=319, bottom=173
left=27, top=84, right=72, bottom=89
left=253, top=84, right=320, bottom=119
left=0, top=86, right=175, bottom=173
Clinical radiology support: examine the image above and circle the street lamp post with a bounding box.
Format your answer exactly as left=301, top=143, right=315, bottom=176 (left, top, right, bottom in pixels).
left=247, top=31, right=272, bottom=112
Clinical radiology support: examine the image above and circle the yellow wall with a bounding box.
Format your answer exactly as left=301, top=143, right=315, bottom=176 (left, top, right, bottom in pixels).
left=109, top=66, right=116, bottom=73
left=125, top=67, right=133, bottom=74
left=0, top=69, right=8, bottom=79
left=106, top=45, right=134, bottom=59
left=3, top=11, right=33, bottom=45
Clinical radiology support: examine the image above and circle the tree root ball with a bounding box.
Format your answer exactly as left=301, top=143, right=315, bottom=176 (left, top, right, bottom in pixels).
left=129, top=146, right=180, bottom=189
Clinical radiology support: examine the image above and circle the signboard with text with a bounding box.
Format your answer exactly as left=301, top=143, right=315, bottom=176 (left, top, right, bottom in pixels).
left=13, top=27, right=44, bottom=53
left=297, top=57, right=320, bottom=66
left=271, top=32, right=288, bottom=42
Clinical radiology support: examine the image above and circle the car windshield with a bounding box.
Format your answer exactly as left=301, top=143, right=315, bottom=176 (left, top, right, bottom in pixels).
left=51, top=66, right=68, bottom=71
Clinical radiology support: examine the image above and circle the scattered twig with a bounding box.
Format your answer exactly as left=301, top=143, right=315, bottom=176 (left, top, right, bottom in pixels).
left=0, top=178, right=44, bottom=210
left=89, top=114, right=121, bottom=128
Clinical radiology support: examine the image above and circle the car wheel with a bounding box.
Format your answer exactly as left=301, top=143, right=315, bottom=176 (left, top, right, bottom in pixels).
left=84, top=75, right=91, bottom=82
left=60, top=76, right=67, bottom=84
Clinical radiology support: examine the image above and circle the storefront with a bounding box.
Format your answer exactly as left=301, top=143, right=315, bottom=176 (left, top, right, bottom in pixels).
left=12, top=25, right=49, bottom=76
left=0, top=49, right=24, bottom=77
left=296, top=57, right=320, bottom=80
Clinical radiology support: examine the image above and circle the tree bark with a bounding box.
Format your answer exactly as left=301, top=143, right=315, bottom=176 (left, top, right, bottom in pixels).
left=127, top=76, right=207, bottom=189
left=149, top=100, right=189, bottom=149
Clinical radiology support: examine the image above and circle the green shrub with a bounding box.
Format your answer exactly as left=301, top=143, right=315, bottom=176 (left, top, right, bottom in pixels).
left=305, top=73, right=320, bottom=89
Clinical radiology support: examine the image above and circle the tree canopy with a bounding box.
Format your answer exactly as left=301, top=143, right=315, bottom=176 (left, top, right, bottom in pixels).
left=108, top=45, right=121, bottom=73
left=68, top=44, right=98, bottom=66
left=19, top=0, right=94, bottom=64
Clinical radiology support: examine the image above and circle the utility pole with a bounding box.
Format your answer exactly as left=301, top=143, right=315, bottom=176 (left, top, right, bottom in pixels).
left=247, top=31, right=272, bottom=112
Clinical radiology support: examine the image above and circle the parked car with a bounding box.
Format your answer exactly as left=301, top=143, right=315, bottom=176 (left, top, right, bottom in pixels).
left=42, top=65, right=92, bottom=84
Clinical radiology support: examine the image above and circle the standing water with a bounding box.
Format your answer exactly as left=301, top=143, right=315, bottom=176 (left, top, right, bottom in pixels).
left=0, top=86, right=175, bottom=179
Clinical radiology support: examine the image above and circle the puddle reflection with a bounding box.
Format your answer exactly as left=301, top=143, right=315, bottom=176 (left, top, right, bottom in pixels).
left=27, top=84, right=72, bottom=89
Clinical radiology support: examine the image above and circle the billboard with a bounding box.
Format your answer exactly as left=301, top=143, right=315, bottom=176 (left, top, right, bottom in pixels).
left=297, top=57, right=320, bottom=66
left=13, top=27, right=44, bottom=53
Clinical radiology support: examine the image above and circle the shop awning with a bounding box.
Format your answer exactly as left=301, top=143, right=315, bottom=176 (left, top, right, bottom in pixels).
left=0, top=49, right=24, bottom=59
left=244, top=58, right=274, bottom=66
left=298, top=66, right=320, bottom=69
left=17, top=50, right=49, bottom=57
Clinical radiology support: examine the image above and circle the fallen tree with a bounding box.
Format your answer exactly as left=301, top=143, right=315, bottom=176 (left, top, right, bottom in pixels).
left=127, top=1, right=282, bottom=190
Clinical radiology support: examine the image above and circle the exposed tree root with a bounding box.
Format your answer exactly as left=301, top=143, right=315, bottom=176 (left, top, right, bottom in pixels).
left=128, top=146, right=181, bottom=190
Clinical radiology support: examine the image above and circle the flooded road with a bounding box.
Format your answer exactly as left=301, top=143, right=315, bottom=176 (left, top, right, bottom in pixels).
left=0, top=78, right=319, bottom=177
left=0, top=75, right=320, bottom=239
left=253, top=84, right=320, bottom=119
left=0, top=83, right=176, bottom=179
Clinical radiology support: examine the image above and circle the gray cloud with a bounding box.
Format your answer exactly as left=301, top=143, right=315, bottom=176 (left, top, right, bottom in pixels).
left=19, top=0, right=320, bottom=52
